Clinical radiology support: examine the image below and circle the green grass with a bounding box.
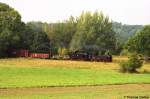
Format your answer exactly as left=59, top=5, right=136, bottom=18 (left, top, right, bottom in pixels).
left=0, top=58, right=150, bottom=98
left=0, top=66, right=150, bottom=88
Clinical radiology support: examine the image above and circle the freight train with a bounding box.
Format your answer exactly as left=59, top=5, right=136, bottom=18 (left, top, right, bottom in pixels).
left=8, top=49, right=112, bottom=62
left=9, top=49, right=50, bottom=59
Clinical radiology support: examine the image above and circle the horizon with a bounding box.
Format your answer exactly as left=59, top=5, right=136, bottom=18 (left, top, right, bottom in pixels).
left=0, top=0, right=150, bottom=25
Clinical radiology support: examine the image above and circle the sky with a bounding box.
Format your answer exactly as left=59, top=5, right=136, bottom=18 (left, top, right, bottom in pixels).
left=0, top=0, right=150, bottom=25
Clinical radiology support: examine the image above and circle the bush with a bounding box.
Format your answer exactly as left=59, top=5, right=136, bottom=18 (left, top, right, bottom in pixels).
left=120, top=53, right=143, bottom=73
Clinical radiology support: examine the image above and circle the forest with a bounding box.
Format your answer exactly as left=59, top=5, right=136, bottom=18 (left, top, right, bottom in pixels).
left=0, top=2, right=149, bottom=57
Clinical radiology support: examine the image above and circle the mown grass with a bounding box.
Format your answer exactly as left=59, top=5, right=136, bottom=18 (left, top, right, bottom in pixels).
left=0, top=57, right=150, bottom=99
left=0, top=57, right=150, bottom=88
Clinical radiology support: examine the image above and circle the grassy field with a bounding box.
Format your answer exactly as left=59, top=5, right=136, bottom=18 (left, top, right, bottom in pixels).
left=0, top=57, right=150, bottom=98
left=0, top=66, right=150, bottom=88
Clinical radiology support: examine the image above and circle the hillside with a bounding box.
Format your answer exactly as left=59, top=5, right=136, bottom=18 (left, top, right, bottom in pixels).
left=113, top=22, right=143, bottom=43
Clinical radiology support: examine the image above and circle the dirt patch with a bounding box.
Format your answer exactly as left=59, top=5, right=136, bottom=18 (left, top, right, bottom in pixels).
left=0, top=84, right=150, bottom=95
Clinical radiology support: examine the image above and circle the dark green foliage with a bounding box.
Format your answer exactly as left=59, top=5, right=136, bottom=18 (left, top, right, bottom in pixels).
left=113, top=22, right=143, bottom=43
left=112, top=22, right=143, bottom=54
left=43, top=17, right=77, bottom=54
left=0, top=3, right=24, bottom=57
left=1, top=3, right=146, bottom=57
left=0, top=3, right=51, bottom=56
left=52, top=17, right=77, bottom=49
left=0, top=3, right=22, bottom=32
left=125, top=25, right=150, bottom=56
left=30, top=32, right=51, bottom=52
left=26, top=20, right=76, bottom=54
left=70, top=11, right=117, bottom=54
left=26, top=22, right=51, bottom=52
left=120, top=53, right=143, bottom=73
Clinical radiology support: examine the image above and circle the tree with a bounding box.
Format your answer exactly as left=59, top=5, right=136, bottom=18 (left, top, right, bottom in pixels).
left=120, top=53, right=143, bottom=73
left=30, top=32, right=51, bottom=52
left=62, top=16, right=77, bottom=48
left=46, top=16, right=77, bottom=54
left=0, top=3, right=24, bottom=57
left=112, top=22, right=143, bottom=44
left=125, top=25, right=150, bottom=56
left=26, top=22, right=51, bottom=52
left=70, top=11, right=116, bottom=54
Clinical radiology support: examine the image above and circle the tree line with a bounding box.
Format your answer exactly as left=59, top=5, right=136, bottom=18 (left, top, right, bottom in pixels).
left=0, top=2, right=149, bottom=57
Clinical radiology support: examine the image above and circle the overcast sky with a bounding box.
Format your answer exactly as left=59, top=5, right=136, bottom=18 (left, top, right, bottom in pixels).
left=0, top=0, right=150, bottom=25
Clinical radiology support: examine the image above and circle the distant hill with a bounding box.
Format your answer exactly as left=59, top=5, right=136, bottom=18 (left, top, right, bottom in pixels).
left=112, top=22, right=143, bottom=43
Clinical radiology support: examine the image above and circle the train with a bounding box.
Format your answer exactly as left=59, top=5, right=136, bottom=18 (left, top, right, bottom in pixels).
left=8, top=49, right=112, bottom=62
left=69, top=51, right=112, bottom=62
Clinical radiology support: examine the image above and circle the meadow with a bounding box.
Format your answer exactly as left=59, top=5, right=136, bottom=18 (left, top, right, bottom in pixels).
left=0, top=57, right=150, bottom=99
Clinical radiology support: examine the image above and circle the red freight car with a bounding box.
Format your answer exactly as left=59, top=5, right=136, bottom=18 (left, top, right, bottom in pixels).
left=16, top=49, right=29, bottom=57
left=10, top=49, right=29, bottom=57
left=30, top=53, right=49, bottom=59
left=9, top=49, right=50, bottom=59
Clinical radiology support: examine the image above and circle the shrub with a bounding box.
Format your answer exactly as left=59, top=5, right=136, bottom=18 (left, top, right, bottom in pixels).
left=120, top=53, right=143, bottom=73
